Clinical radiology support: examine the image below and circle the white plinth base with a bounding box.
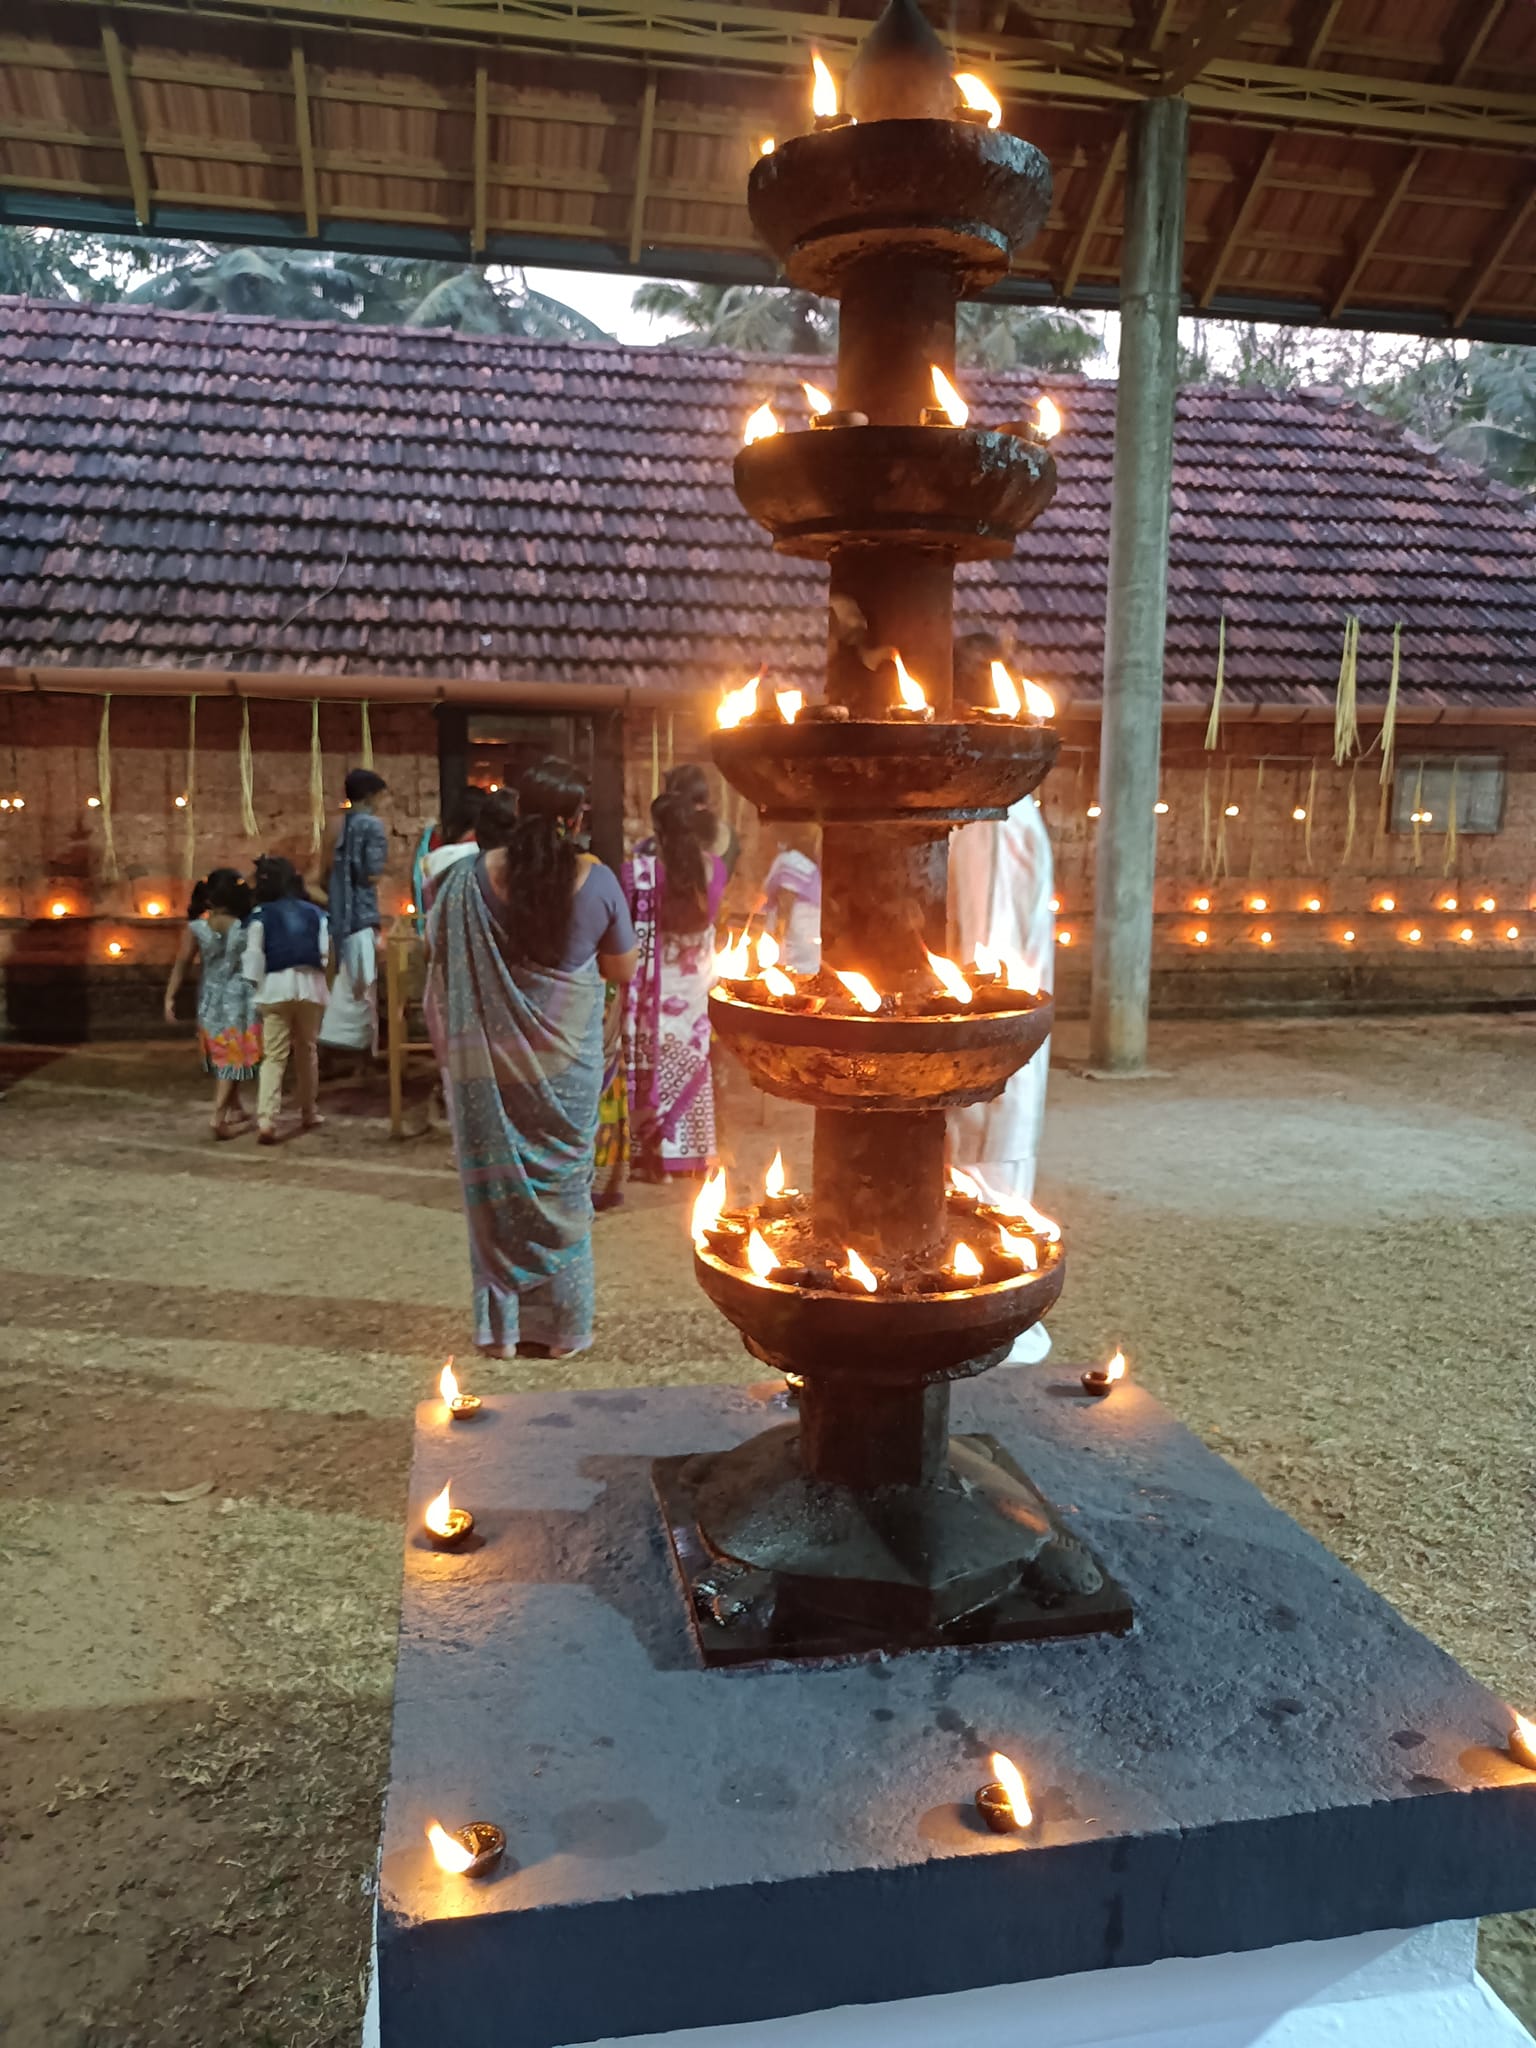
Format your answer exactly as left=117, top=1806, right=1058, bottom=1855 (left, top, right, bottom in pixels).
left=362, top=1919, right=1534, bottom=2048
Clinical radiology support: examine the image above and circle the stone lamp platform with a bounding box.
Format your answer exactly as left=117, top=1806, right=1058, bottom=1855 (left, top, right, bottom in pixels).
left=368, top=1378, right=1536, bottom=2048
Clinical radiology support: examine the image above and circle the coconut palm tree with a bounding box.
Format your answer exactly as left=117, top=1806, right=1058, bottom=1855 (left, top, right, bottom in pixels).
left=633, top=277, right=1101, bottom=372
left=632, top=281, right=837, bottom=354
left=118, top=245, right=611, bottom=338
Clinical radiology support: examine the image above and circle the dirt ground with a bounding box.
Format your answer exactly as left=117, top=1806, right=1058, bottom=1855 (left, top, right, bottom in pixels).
left=2, top=1013, right=1534, bottom=2046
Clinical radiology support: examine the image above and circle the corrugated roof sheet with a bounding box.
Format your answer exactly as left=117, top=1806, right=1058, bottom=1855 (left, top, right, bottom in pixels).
left=1, top=296, right=1533, bottom=711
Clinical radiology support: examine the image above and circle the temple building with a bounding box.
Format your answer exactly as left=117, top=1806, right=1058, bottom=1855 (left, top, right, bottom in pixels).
left=2, top=292, right=1534, bottom=1036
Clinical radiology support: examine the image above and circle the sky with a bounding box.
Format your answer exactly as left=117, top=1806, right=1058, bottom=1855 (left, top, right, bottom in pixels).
left=522, top=266, right=682, bottom=345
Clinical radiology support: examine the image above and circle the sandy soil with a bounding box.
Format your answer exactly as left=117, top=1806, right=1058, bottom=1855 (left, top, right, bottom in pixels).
left=1, top=1015, right=1533, bottom=2045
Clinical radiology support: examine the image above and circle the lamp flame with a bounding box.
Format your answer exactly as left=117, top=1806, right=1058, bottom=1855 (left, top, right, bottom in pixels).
left=930, top=365, right=969, bottom=427
left=949, top=1166, right=982, bottom=1200
left=757, top=931, right=780, bottom=972
left=835, top=968, right=882, bottom=1013
left=951, top=1241, right=984, bottom=1280
left=713, top=928, right=750, bottom=978
left=953, top=72, right=1001, bottom=127
left=759, top=135, right=775, bottom=155
left=743, top=402, right=780, bottom=446
left=717, top=675, right=760, bottom=728
left=974, top=941, right=1000, bottom=978
left=1035, top=395, right=1062, bottom=440
left=802, top=381, right=833, bottom=415
left=439, top=1360, right=460, bottom=1407
left=765, top=1150, right=786, bottom=1198
left=810, top=51, right=839, bottom=118
left=926, top=949, right=973, bottom=1005
left=745, top=1228, right=781, bottom=1281
left=424, top=1481, right=458, bottom=1538
left=1102, top=1348, right=1127, bottom=1384
left=989, top=660, right=1022, bottom=718
left=990, top=1752, right=1032, bottom=1827
left=426, top=1820, right=477, bottom=1874
left=1021, top=675, right=1055, bottom=720
left=775, top=688, right=803, bottom=723
left=1511, top=1711, right=1536, bottom=1768
left=762, top=964, right=796, bottom=998
left=893, top=653, right=928, bottom=712
left=1018, top=1195, right=1062, bottom=1242
left=692, top=1165, right=727, bottom=1248
left=998, top=1226, right=1038, bottom=1269
left=843, top=1246, right=879, bottom=1293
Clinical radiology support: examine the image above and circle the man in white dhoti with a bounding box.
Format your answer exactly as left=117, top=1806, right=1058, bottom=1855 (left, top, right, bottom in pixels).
left=947, top=633, right=1056, bottom=1363
left=320, top=767, right=390, bottom=1057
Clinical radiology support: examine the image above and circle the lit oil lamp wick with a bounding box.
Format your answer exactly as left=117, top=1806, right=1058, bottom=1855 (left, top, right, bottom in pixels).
left=925, top=365, right=969, bottom=427
left=424, top=1479, right=475, bottom=1547
left=1510, top=1711, right=1536, bottom=1770
left=439, top=1358, right=481, bottom=1421
left=760, top=1149, right=800, bottom=1218
left=1082, top=1348, right=1127, bottom=1398
left=426, top=1817, right=506, bottom=1877
left=977, top=1751, right=1032, bottom=1833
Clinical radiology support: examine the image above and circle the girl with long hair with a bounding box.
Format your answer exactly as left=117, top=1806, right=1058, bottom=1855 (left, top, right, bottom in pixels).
left=163, top=867, right=261, bottom=1138
left=425, top=758, right=638, bottom=1359
left=622, top=778, right=729, bottom=1180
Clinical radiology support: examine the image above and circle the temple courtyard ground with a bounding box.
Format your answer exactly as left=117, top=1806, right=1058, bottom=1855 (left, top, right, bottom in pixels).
left=1, top=1012, right=1533, bottom=2047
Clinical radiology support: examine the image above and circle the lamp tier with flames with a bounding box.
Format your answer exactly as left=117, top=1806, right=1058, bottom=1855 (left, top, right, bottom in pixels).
left=668, top=0, right=1118, bottom=1661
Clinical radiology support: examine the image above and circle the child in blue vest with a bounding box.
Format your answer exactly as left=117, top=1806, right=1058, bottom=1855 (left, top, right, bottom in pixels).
left=244, top=855, right=329, bottom=1145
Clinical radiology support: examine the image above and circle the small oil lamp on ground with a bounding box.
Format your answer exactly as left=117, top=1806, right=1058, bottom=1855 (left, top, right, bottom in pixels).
left=424, top=1480, right=474, bottom=1548
left=439, top=1358, right=481, bottom=1421
left=654, top=0, right=1131, bottom=1666
left=976, top=1751, right=1033, bottom=1834
left=426, top=1817, right=505, bottom=1877
left=1082, top=1349, right=1128, bottom=1398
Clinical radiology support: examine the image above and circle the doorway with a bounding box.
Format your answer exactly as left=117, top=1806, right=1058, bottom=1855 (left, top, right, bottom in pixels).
left=436, top=705, right=626, bottom=871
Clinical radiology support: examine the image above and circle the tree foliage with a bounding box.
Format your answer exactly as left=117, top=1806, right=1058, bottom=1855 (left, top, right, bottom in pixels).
left=0, top=228, right=611, bottom=340
left=1179, top=315, right=1536, bottom=494
left=631, top=277, right=1103, bottom=373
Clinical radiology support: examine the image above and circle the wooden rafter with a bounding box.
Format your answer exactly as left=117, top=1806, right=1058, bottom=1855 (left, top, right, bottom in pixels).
left=32, top=0, right=1536, bottom=155
left=1156, top=0, right=1271, bottom=95
left=1330, top=150, right=1422, bottom=316
left=628, top=69, right=657, bottom=265
left=1446, top=0, right=1505, bottom=83
left=471, top=61, right=489, bottom=253
left=1331, top=0, right=1507, bottom=318
left=1195, top=0, right=1343, bottom=310
left=99, top=23, right=150, bottom=226
left=1059, top=127, right=1124, bottom=300
left=291, top=43, right=318, bottom=238
left=1452, top=179, right=1536, bottom=327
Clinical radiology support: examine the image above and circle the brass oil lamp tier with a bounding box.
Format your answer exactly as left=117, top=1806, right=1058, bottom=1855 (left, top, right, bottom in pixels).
left=653, top=0, right=1132, bottom=1663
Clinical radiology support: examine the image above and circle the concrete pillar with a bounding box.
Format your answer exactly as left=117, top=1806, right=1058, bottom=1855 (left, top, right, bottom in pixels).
left=1089, top=95, right=1188, bottom=1073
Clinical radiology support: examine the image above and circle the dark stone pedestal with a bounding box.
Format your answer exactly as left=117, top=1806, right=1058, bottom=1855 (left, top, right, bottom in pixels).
left=376, top=1377, right=1536, bottom=2048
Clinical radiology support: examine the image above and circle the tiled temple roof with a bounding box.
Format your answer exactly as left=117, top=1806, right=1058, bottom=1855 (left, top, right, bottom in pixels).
left=2, top=296, right=1533, bottom=712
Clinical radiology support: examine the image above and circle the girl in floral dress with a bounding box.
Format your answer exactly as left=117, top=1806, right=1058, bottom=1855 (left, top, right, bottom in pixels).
left=164, top=868, right=262, bottom=1138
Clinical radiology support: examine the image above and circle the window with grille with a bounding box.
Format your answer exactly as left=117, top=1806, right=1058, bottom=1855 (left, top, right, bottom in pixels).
left=1390, top=754, right=1505, bottom=836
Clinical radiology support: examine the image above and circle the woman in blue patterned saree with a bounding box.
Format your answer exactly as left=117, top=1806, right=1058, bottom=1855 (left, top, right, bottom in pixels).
left=425, top=759, right=638, bottom=1360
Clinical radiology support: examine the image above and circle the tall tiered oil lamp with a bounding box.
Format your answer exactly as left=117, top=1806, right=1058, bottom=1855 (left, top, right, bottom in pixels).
left=655, top=0, right=1131, bottom=1662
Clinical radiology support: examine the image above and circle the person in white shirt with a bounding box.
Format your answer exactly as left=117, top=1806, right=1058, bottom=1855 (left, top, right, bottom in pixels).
left=759, top=829, right=822, bottom=975
left=244, top=855, right=330, bottom=1144
left=947, top=632, right=1056, bottom=1363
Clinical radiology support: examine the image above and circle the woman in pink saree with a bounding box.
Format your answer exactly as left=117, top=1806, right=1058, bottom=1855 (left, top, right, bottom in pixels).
left=622, top=788, right=727, bottom=1180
